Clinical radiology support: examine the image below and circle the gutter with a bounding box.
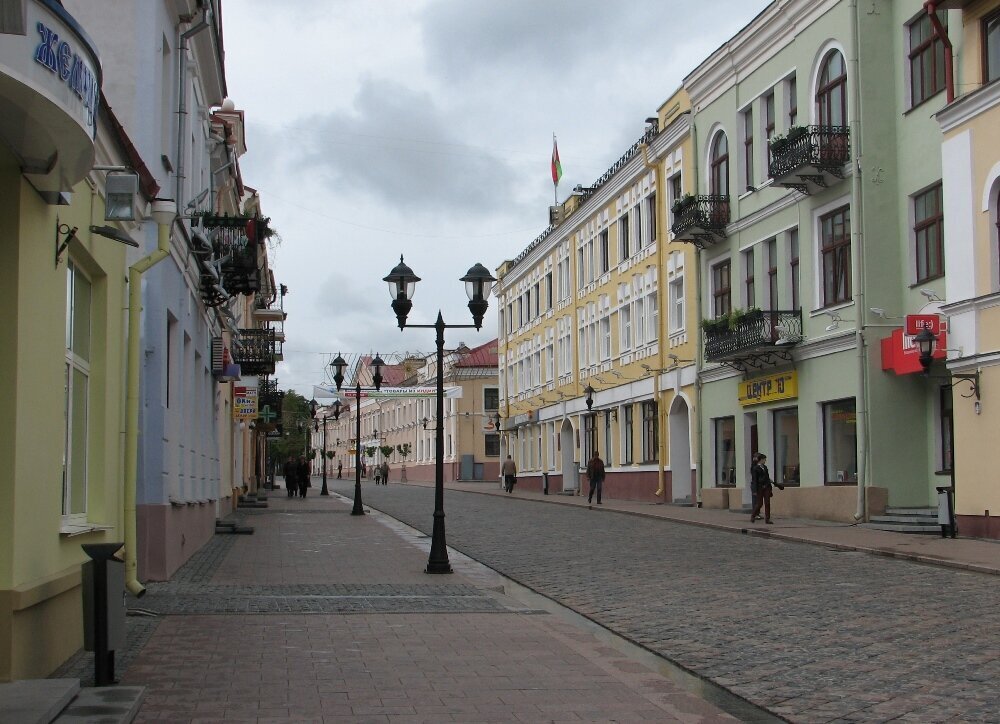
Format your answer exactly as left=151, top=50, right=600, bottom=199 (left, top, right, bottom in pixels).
left=123, top=198, right=177, bottom=597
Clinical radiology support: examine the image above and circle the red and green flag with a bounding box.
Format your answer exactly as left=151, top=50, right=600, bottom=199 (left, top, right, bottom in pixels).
left=551, top=135, right=562, bottom=186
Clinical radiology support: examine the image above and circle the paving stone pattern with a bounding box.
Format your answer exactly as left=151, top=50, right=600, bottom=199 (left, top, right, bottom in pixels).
left=344, top=482, right=1000, bottom=723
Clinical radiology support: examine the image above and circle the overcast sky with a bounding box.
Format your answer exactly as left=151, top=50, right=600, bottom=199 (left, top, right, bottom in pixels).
left=222, top=0, right=771, bottom=397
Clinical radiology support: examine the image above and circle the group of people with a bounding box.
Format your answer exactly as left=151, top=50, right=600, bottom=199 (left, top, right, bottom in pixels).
left=282, top=456, right=311, bottom=498
left=373, top=461, right=390, bottom=485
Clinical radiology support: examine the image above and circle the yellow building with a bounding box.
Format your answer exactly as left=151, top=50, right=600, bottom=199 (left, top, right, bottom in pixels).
left=496, top=89, right=700, bottom=502
left=937, top=0, right=1000, bottom=539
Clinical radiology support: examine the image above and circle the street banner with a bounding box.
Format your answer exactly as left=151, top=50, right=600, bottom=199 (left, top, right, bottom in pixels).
left=312, top=383, right=462, bottom=399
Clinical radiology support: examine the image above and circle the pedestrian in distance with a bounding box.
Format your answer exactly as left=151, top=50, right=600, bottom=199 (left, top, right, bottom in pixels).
left=283, top=457, right=297, bottom=498
left=586, top=450, right=605, bottom=506
left=297, top=455, right=311, bottom=498
left=373, top=463, right=381, bottom=485
left=337, top=461, right=342, bottom=479
left=502, top=455, right=517, bottom=493
left=380, top=461, right=389, bottom=485
left=750, top=452, right=784, bottom=524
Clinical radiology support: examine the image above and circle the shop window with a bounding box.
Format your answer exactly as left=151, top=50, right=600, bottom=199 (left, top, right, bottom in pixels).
left=773, top=408, right=800, bottom=487
left=641, top=400, right=658, bottom=462
left=622, top=404, right=634, bottom=465
left=714, top=417, right=736, bottom=487
left=823, top=398, right=857, bottom=485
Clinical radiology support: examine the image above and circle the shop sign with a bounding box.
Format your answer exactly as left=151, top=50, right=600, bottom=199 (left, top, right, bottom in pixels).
left=33, top=21, right=100, bottom=133
left=880, top=320, right=948, bottom=376
left=739, top=370, right=798, bottom=407
left=233, top=386, right=258, bottom=420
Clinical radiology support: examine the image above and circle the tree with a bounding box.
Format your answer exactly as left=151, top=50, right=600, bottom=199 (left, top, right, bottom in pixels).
left=396, top=443, right=411, bottom=462
left=379, top=444, right=395, bottom=461
left=270, top=390, right=310, bottom=463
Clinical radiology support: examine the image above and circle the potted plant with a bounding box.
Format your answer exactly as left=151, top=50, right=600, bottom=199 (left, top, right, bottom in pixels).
left=785, top=125, right=807, bottom=142
left=768, top=133, right=788, bottom=154
left=396, top=443, right=412, bottom=482
left=671, top=193, right=697, bottom=215
left=325, top=450, right=334, bottom=459
left=701, top=315, right=730, bottom=335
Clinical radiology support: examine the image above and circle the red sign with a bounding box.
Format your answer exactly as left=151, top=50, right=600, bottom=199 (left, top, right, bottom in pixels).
left=905, top=314, right=941, bottom=336
left=880, top=324, right=948, bottom=376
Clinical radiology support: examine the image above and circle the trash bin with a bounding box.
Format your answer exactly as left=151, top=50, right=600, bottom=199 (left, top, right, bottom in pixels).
left=82, top=542, right=126, bottom=686
left=935, top=486, right=956, bottom=539
left=542, top=472, right=549, bottom=495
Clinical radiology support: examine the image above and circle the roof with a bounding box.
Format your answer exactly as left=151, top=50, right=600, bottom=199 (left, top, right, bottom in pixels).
left=453, top=339, right=498, bottom=368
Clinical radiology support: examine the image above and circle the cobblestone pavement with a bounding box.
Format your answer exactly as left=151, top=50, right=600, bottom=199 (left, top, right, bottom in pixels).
left=339, top=481, right=1000, bottom=723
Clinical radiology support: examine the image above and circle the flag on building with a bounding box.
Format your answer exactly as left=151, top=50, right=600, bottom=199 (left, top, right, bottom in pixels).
left=551, top=135, right=562, bottom=186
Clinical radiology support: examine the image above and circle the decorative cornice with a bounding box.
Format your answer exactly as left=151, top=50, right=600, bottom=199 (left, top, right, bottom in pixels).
left=937, top=80, right=1000, bottom=133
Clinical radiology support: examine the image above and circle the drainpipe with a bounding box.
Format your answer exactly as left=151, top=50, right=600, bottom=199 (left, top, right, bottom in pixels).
left=175, top=6, right=213, bottom=207
left=924, top=1, right=955, bottom=104
left=642, top=141, right=669, bottom=501
left=123, top=198, right=177, bottom=597
left=689, top=109, right=704, bottom=505
left=849, top=0, right=870, bottom=522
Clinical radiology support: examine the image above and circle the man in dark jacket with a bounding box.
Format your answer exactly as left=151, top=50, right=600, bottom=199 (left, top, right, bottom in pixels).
left=750, top=453, right=784, bottom=523
left=297, top=455, right=310, bottom=498
left=283, top=457, right=297, bottom=497
left=586, top=451, right=605, bottom=506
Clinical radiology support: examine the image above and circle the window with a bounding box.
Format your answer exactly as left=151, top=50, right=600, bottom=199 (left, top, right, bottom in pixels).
left=986, top=10, right=1000, bottom=83
left=823, top=399, right=857, bottom=484
left=577, top=247, right=585, bottom=288
left=533, top=282, right=540, bottom=317
left=585, top=238, right=595, bottom=284
left=619, top=211, right=631, bottom=260
left=670, top=174, right=683, bottom=206
left=485, top=433, right=500, bottom=457
left=909, top=11, right=948, bottom=107
left=773, top=408, right=800, bottom=487
left=646, top=192, right=657, bottom=246
left=787, top=75, right=798, bottom=126
left=764, top=91, right=776, bottom=139
left=743, top=248, right=755, bottom=307
left=790, top=228, right=800, bottom=310
left=583, top=413, right=596, bottom=465
left=742, top=108, right=754, bottom=189
left=622, top=404, right=634, bottom=465
left=914, top=184, right=944, bottom=283
left=820, top=205, right=851, bottom=307
left=620, top=303, right=632, bottom=352
left=938, top=386, right=954, bottom=473
left=714, top=417, right=736, bottom=487
left=484, top=387, right=499, bottom=411
left=669, top=276, right=685, bottom=332
left=604, top=411, right=613, bottom=464
left=545, top=271, right=553, bottom=310
left=634, top=204, right=644, bottom=251
left=641, top=400, right=658, bottom=462
left=600, top=316, right=611, bottom=360
left=712, top=259, right=732, bottom=317
left=710, top=131, right=729, bottom=196
left=635, top=296, right=646, bottom=347
left=816, top=50, right=847, bottom=127
left=64, top=260, right=92, bottom=519
left=767, top=238, right=778, bottom=311
left=557, top=257, right=570, bottom=301
left=599, top=230, right=610, bottom=274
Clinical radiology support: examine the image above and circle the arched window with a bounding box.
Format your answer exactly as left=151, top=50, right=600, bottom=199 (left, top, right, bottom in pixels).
left=710, top=132, right=729, bottom=196
left=816, top=50, right=848, bottom=127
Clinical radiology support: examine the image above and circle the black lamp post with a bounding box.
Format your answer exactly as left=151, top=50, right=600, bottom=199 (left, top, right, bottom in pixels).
left=384, top=255, right=495, bottom=574
left=330, top=352, right=384, bottom=516
left=317, top=399, right=344, bottom=496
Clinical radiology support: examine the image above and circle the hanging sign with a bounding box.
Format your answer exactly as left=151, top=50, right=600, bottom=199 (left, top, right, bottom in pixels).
left=739, top=370, right=798, bottom=407
left=233, top=386, right=258, bottom=420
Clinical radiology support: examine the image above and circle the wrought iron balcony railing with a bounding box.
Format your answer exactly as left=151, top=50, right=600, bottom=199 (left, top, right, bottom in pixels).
left=195, top=214, right=264, bottom=298
left=704, top=309, right=803, bottom=363
left=232, top=328, right=276, bottom=376
left=670, top=195, right=730, bottom=247
left=768, top=126, right=850, bottom=193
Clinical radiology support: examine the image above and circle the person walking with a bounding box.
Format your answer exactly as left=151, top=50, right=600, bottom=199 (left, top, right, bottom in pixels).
left=297, top=455, right=311, bottom=499
left=337, top=461, right=342, bottom=479
left=283, top=457, right=297, bottom=498
left=380, top=461, right=389, bottom=485
left=750, top=453, right=783, bottom=523
left=501, top=455, right=517, bottom=493
left=586, top=451, right=605, bottom=506
left=373, top=462, right=382, bottom=485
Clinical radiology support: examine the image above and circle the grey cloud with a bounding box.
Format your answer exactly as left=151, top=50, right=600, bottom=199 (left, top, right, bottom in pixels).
left=293, top=78, right=520, bottom=214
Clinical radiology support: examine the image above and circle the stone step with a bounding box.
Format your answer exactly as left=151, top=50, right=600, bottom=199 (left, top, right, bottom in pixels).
left=53, top=685, right=145, bottom=723
left=215, top=525, right=254, bottom=534
left=871, top=514, right=938, bottom=525
left=861, top=522, right=943, bottom=534
left=0, top=677, right=79, bottom=724
left=885, top=507, right=938, bottom=516
left=236, top=501, right=267, bottom=508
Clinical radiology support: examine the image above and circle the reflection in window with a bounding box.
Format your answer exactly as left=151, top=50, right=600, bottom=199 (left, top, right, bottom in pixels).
left=823, top=399, right=857, bottom=485
left=773, top=408, right=800, bottom=487
left=715, top=416, right=736, bottom=487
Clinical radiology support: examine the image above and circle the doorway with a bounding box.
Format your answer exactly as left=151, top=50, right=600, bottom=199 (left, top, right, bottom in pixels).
left=560, top=418, right=578, bottom=492
left=668, top=396, right=692, bottom=502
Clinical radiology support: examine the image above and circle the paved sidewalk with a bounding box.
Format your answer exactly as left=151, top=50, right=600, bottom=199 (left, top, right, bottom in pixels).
left=121, top=493, right=750, bottom=723
left=398, top=479, right=1000, bottom=577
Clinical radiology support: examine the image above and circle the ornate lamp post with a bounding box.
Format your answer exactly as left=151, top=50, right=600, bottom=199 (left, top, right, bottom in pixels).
left=330, top=353, right=384, bottom=516
left=383, top=256, right=495, bottom=573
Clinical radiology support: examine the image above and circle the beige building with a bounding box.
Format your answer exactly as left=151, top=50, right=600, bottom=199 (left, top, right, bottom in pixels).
left=938, top=0, right=1000, bottom=539
left=497, top=89, right=700, bottom=502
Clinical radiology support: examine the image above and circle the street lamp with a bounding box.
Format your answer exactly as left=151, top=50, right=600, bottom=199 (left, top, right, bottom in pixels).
left=330, top=352, right=384, bottom=515
left=315, top=398, right=344, bottom=496
left=384, top=256, right=495, bottom=574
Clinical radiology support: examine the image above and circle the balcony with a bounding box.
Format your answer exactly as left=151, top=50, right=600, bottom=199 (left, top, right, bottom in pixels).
left=194, top=214, right=267, bottom=301
left=768, top=126, right=850, bottom=195
left=703, top=309, right=803, bottom=370
left=670, top=195, right=730, bottom=248
left=232, top=328, right=276, bottom=376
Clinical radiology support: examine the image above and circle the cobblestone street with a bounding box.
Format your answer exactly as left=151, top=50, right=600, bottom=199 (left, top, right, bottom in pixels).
left=342, top=482, right=1000, bottom=723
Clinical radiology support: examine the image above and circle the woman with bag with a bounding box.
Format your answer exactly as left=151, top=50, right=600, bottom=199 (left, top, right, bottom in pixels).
left=750, top=452, right=784, bottom=523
